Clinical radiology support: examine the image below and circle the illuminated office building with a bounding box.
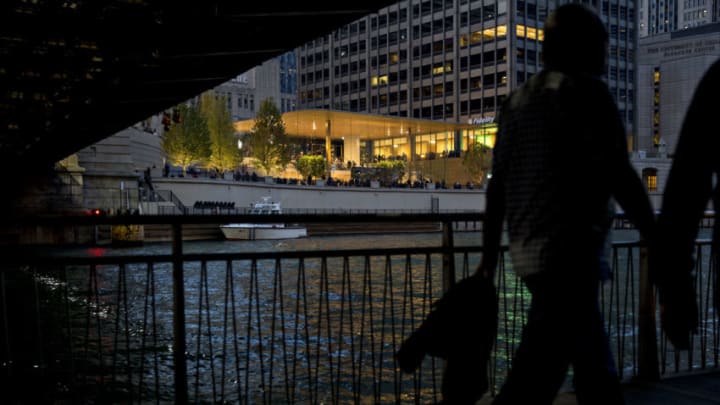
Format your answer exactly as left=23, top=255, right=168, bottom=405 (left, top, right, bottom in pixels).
left=632, top=23, right=720, bottom=201
left=213, top=51, right=298, bottom=122
left=295, top=0, right=637, bottom=162
left=638, top=0, right=718, bottom=37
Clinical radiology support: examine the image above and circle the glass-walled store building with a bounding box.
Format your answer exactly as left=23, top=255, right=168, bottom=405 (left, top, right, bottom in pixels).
left=294, top=0, right=636, bottom=159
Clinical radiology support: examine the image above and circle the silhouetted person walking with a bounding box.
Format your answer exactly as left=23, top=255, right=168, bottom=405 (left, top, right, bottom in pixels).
left=479, top=4, right=656, bottom=404
left=650, top=60, right=720, bottom=348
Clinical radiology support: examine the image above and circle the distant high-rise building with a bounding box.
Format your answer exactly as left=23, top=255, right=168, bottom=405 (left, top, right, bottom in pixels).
left=639, top=0, right=717, bottom=37
left=296, top=0, right=636, bottom=158
left=213, top=51, right=298, bottom=121
left=631, top=22, right=720, bottom=205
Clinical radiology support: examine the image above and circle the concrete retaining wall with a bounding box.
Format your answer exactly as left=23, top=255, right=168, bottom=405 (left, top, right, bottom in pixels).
left=153, top=178, right=486, bottom=213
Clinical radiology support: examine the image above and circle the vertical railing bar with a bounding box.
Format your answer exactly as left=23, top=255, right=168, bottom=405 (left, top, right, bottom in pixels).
left=355, top=255, right=372, bottom=403
left=274, top=259, right=291, bottom=405
left=367, top=256, right=380, bottom=404
left=344, top=256, right=358, bottom=403
left=312, top=258, right=324, bottom=404
left=462, top=251, right=470, bottom=279
left=335, top=256, right=351, bottom=402
left=267, top=258, right=279, bottom=404
left=320, top=256, right=337, bottom=403
left=489, top=251, right=506, bottom=395
left=400, top=253, right=419, bottom=401
left=711, top=246, right=719, bottom=368
left=203, top=260, right=218, bottom=401
left=423, top=252, right=440, bottom=402
left=622, top=247, right=633, bottom=380
left=122, top=263, right=132, bottom=395
left=227, top=260, right=243, bottom=405
left=243, top=260, right=255, bottom=403
left=60, top=265, right=76, bottom=390
left=691, top=244, right=703, bottom=371
left=85, top=265, right=104, bottom=386
left=441, top=221, right=456, bottom=291
left=254, top=259, right=268, bottom=403
left=378, top=255, right=392, bottom=401
left=300, top=258, right=313, bottom=404
left=171, top=222, right=188, bottom=404
left=290, top=259, right=301, bottom=403
left=0, top=271, right=10, bottom=378
left=204, top=260, right=217, bottom=402
left=151, top=262, right=160, bottom=403
left=700, top=245, right=711, bottom=370
left=220, top=261, right=230, bottom=403
left=31, top=267, right=44, bottom=376
left=228, top=259, right=243, bottom=403
left=138, top=263, right=151, bottom=402
left=324, top=258, right=337, bottom=403
left=613, top=248, right=624, bottom=376
left=630, top=247, right=637, bottom=378
left=194, top=262, right=204, bottom=400
left=607, top=247, right=618, bottom=367
left=618, top=249, right=630, bottom=380
left=111, top=264, right=123, bottom=386
left=291, top=258, right=313, bottom=404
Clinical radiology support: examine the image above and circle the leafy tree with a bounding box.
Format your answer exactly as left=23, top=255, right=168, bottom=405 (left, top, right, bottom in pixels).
left=376, top=159, right=407, bottom=186
left=200, top=91, right=242, bottom=173
left=245, top=98, right=293, bottom=176
left=161, top=104, right=211, bottom=175
left=462, top=143, right=492, bottom=186
left=296, top=155, right=327, bottom=181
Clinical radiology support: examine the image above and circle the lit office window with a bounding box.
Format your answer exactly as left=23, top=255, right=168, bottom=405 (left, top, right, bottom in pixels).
left=642, top=168, right=658, bottom=192
left=371, top=75, right=389, bottom=87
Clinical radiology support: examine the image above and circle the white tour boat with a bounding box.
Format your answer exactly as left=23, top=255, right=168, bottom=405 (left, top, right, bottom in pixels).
left=220, top=197, right=307, bottom=240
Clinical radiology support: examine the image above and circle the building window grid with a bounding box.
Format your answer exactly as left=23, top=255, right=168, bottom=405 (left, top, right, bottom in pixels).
left=296, top=0, right=633, bottom=136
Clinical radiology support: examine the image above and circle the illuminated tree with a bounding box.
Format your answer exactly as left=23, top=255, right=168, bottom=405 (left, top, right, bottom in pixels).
left=376, top=159, right=407, bottom=186
left=245, top=98, right=294, bottom=176
left=161, top=104, right=211, bottom=175
left=296, top=155, right=327, bottom=181
left=200, top=91, right=242, bottom=173
left=461, top=143, right=492, bottom=186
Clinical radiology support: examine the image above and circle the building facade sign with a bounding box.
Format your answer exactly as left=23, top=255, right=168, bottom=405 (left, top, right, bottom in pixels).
left=644, top=37, right=720, bottom=58
left=468, top=117, right=495, bottom=125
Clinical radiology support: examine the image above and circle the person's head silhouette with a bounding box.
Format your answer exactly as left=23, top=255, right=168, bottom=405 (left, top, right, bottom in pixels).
left=542, top=3, right=608, bottom=76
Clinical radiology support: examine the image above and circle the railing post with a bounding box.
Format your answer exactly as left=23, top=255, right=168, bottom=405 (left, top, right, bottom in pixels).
left=442, top=220, right=456, bottom=291
left=637, top=243, right=660, bottom=381
left=172, top=223, right=189, bottom=403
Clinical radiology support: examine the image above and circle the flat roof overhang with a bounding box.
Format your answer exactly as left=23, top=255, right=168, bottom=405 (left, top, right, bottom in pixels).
left=234, top=109, right=481, bottom=141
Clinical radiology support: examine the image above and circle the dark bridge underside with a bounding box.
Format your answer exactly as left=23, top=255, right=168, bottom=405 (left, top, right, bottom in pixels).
left=0, top=0, right=397, bottom=174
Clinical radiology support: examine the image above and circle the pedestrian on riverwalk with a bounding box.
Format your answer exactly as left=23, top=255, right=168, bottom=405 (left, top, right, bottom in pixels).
left=479, top=4, right=656, bottom=404
left=649, top=60, right=720, bottom=349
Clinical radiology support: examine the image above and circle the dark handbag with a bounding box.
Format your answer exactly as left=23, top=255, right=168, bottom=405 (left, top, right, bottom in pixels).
left=395, top=274, right=498, bottom=403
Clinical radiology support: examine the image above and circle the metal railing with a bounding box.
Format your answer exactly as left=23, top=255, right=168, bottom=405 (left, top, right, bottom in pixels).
left=0, top=213, right=717, bottom=404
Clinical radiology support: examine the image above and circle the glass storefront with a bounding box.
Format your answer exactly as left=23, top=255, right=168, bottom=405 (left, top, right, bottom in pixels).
left=374, top=137, right=409, bottom=160
left=463, top=123, right=497, bottom=150
left=414, top=131, right=455, bottom=159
